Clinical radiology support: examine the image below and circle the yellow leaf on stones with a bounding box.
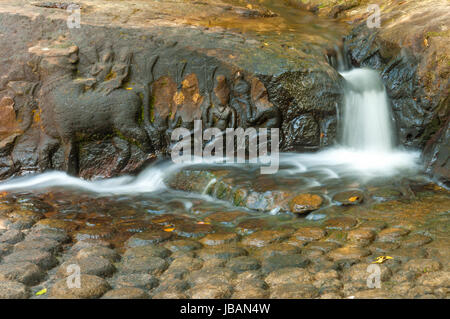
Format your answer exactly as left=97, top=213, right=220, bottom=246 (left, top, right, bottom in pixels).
left=36, top=288, right=47, bottom=296
left=197, top=221, right=210, bottom=225
left=372, top=256, right=393, bottom=264
left=246, top=4, right=253, bottom=9
left=163, top=227, right=175, bottom=232
left=348, top=196, right=359, bottom=202
left=125, top=87, right=133, bottom=90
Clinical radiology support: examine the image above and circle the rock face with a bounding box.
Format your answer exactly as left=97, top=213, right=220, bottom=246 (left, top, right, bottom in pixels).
left=0, top=0, right=345, bottom=178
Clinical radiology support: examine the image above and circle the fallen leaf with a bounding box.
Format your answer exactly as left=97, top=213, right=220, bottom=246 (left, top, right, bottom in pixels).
left=35, top=288, right=47, bottom=296
left=197, top=221, right=210, bottom=225
left=348, top=196, right=359, bottom=202
left=372, top=256, right=393, bottom=264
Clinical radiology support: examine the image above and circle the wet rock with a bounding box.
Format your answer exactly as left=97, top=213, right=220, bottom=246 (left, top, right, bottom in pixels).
left=0, top=229, right=24, bottom=244
left=324, top=230, right=348, bottom=245
left=328, top=247, right=371, bottom=261
left=164, top=239, right=202, bottom=252
left=352, top=289, right=394, bottom=299
left=0, top=262, right=45, bottom=285
left=189, top=268, right=235, bottom=286
left=118, top=256, right=168, bottom=276
left=102, top=287, right=149, bottom=299
left=50, top=275, right=111, bottom=298
left=254, top=243, right=301, bottom=258
left=3, top=250, right=57, bottom=270
left=70, top=239, right=112, bottom=252
left=320, top=292, right=343, bottom=299
left=241, top=229, right=292, bottom=247
left=347, top=229, right=375, bottom=246
left=304, top=241, right=340, bottom=253
left=292, top=226, right=327, bottom=242
left=342, top=281, right=368, bottom=296
left=57, top=257, right=115, bottom=278
left=14, top=238, right=61, bottom=254
left=332, top=190, right=364, bottom=205
left=262, top=254, right=309, bottom=273
left=188, top=282, right=233, bottom=299
left=407, top=285, right=435, bottom=299
left=401, top=234, right=433, bottom=248
left=270, top=283, right=319, bottom=298
left=265, top=267, right=314, bottom=286
left=0, top=280, right=29, bottom=299
left=168, top=256, right=203, bottom=272
left=391, top=270, right=419, bottom=283
left=226, top=256, right=261, bottom=273
left=285, top=114, right=320, bottom=148
left=27, top=228, right=70, bottom=243
left=358, top=220, right=387, bottom=232
left=174, top=222, right=213, bottom=238
left=34, top=219, right=78, bottom=233
left=343, top=263, right=392, bottom=282
left=114, top=273, right=159, bottom=290
left=232, top=288, right=268, bottom=298
left=416, top=271, right=450, bottom=287
left=125, top=230, right=172, bottom=247
left=123, top=245, right=171, bottom=259
left=236, top=218, right=268, bottom=235
left=391, top=282, right=415, bottom=295
left=376, top=227, right=410, bottom=242
left=404, top=258, right=442, bottom=272
left=205, top=211, right=249, bottom=225
left=314, top=269, right=340, bottom=281
left=289, top=194, right=323, bottom=214
left=10, top=218, right=36, bottom=230
left=0, top=242, right=12, bottom=257
left=202, top=258, right=227, bottom=269
left=371, top=188, right=403, bottom=202
left=76, top=246, right=120, bottom=262
left=74, top=226, right=116, bottom=241
left=197, top=246, right=248, bottom=260
left=325, top=217, right=358, bottom=231
left=199, top=233, right=239, bottom=246
left=0, top=217, right=12, bottom=230
left=152, top=291, right=188, bottom=299
left=368, top=242, right=400, bottom=254
left=389, top=247, right=428, bottom=263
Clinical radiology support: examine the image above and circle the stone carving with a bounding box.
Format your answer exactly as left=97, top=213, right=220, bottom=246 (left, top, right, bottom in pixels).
left=204, top=74, right=236, bottom=130
left=0, top=97, right=21, bottom=149
left=29, top=40, right=150, bottom=175
left=248, top=77, right=281, bottom=128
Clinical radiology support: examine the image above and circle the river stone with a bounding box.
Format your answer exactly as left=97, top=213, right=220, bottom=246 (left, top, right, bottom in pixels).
left=332, top=190, right=364, bottom=205
left=163, top=239, right=202, bottom=252
left=168, top=256, right=204, bottom=272
left=369, top=242, right=400, bottom=254
left=74, top=226, right=116, bottom=241
left=400, top=234, right=433, bottom=248
left=358, top=220, right=387, bottom=232
left=197, top=246, right=248, bottom=260
left=304, top=241, right=340, bottom=253
left=236, top=218, right=268, bottom=235
left=0, top=280, right=30, bottom=299
left=289, top=194, right=323, bottom=213
left=265, top=267, right=314, bottom=287
left=57, top=257, right=115, bottom=278
left=123, top=245, right=171, bottom=259
left=3, top=250, right=58, bottom=270
left=370, top=188, right=403, bottom=201
left=376, top=227, right=410, bottom=242
left=0, top=217, right=12, bottom=230
left=199, top=233, right=239, bottom=246
left=0, top=242, right=12, bottom=257
left=343, top=263, right=392, bottom=282
left=114, top=273, right=159, bottom=290
left=102, top=287, right=149, bottom=299
left=202, top=258, right=227, bottom=268
left=325, top=217, right=358, bottom=231
left=204, top=211, right=249, bottom=225
left=34, top=219, right=78, bottom=232
left=328, top=247, right=371, bottom=260
left=416, top=271, right=450, bottom=287
left=76, top=246, right=120, bottom=262
left=126, top=230, right=172, bottom=247
left=0, top=229, right=24, bottom=244
left=404, top=258, right=442, bottom=272
left=352, top=289, right=393, bottom=299
left=242, top=229, right=292, bottom=247
left=0, top=262, right=45, bottom=285
left=189, top=267, right=236, bottom=286
left=270, top=283, right=319, bottom=299
left=254, top=242, right=301, bottom=258
left=347, top=229, right=376, bottom=246
left=314, top=269, right=340, bottom=281
left=189, top=282, right=233, bottom=299
left=70, top=239, right=112, bottom=252
left=50, top=275, right=111, bottom=299
left=10, top=218, right=36, bottom=230
left=262, top=254, right=309, bottom=273
left=8, top=209, right=43, bottom=221
left=293, top=226, right=327, bottom=241
left=388, top=247, right=428, bottom=263
left=232, top=288, right=269, bottom=299
left=173, top=222, right=214, bottom=238
left=26, top=228, right=70, bottom=243
left=118, top=256, right=168, bottom=275
left=14, top=238, right=61, bottom=254
left=152, top=291, right=188, bottom=299
left=226, top=256, right=261, bottom=273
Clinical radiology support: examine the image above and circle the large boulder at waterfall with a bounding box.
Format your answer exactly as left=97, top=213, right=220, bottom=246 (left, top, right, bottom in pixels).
left=0, top=0, right=345, bottom=178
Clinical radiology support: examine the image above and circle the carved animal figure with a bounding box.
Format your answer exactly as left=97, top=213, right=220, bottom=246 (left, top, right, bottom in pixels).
left=29, top=42, right=150, bottom=175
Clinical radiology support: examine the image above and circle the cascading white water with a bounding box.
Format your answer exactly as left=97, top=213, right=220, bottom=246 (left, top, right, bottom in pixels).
left=340, top=68, right=394, bottom=151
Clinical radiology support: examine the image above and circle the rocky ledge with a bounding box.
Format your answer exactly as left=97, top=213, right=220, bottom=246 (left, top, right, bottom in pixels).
left=0, top=0, right=448, bottom=183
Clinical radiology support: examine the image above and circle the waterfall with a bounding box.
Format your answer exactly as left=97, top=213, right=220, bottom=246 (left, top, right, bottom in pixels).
left=340, top=68, right=394, bottom=151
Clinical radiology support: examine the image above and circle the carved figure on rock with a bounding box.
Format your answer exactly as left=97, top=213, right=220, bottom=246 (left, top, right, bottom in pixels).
left=248, top=77, right=281, bottom=128
left=29, top=41, right=150, bottom=175
left=204, top=75, right=236, bottom=130
left=231, top=71, right=253, bottom=127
